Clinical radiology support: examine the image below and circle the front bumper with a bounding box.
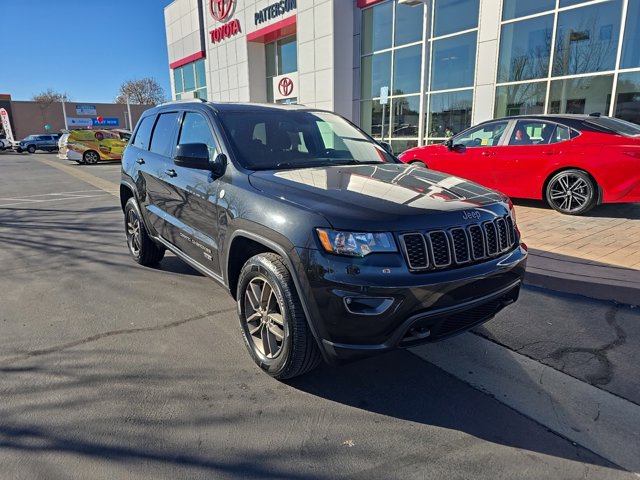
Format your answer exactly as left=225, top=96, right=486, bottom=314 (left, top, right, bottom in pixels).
left=295, top=244, right=527, bottom=362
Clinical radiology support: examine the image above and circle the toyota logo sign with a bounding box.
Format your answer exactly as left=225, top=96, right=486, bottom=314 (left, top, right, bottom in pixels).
left=278, top=77, right=294, bottom=97
left=210, top=0, right=234, bottom=22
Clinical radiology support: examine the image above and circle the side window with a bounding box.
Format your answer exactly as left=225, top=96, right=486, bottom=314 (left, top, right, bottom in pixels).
left=551, top=125, right=572, bottom=143
left=252, top=123, right=266, bottom=145
left=455, top=122, right=508, bottom=148
left=178, top=112, right=216, bottom=159
left=149, top=112, right=179, bottom=158
left=132, top=115, right=155, bottom=150
left=508, top=121, right=554, bottom=146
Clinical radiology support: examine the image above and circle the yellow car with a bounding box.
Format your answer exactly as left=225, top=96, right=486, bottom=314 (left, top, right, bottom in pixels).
left=58, top=129, right=131, bottom=164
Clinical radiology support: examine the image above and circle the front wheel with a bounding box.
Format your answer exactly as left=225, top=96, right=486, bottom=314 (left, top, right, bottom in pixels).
left=124, top=198, right=165, bottom=266
left=545, top=169, right=597, bottom=215
left=83, top=150, right=100, bottom=164
left=237, top=253, right=321, bottom=379
left=27, top=145, right=36, bottom=154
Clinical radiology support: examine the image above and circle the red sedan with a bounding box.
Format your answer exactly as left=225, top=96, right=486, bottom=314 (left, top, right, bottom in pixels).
left=398, top=115, right=640, bottom=215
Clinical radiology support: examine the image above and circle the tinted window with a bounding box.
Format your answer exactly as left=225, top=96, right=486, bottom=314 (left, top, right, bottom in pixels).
left=178, top=112, right=216, bottom=159
left=586, top=117, right=640, bottom=136
left=393, top=45, right=422, bottom=95
left=278, top=36, right=297, bottom=74
left=508, top=120, right=556, bottom=145
left=498, top=15, right=553, bottom=83
left=553, top=0, right=622, bottom=76
left=431, top=32, right=477, bottom=91
left=132, top=115, right=155, bottom=150
left=621, top=0, right=640, bottom=69
left=502, top=0, right=554, bottom=20
left=495, top=82, right=546, bottom=118
left=428, top=89, right=473, bottom=138
left=454, top=121, right=509, bottom=147
left=149, top=112, right=179, bottom=157
left=552, top=125, right=572, bottom=143
left=394, top=2, right=424, bottom=46
left=362, top=1, right=393, bottom=54
left=361, top=51, right=391, bottom=99
left=434, top=0, right=479, bottom=37
left=548, top=75, right=614, bottom=115
left=614, top=71, right=640, bottom=124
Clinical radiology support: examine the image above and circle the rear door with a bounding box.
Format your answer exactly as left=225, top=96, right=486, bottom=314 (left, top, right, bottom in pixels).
left=495, top=120, right=574, bottom=198
left=163, top=110, right=222, bottom=274
left=437, top=120, right=510, bottom=188
left=128, top=113, right=174, bottom=238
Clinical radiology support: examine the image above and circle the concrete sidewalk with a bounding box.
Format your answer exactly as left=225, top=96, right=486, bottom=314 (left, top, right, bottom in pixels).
left=514, top=200, right=640, bottom=306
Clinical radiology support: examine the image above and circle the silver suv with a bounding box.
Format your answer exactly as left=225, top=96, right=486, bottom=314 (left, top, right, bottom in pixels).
left=17, top=134, right=60, bottom=153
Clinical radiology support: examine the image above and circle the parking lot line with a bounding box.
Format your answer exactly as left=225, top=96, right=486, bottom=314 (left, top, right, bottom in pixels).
left=33, top=157, right=119, bottom=197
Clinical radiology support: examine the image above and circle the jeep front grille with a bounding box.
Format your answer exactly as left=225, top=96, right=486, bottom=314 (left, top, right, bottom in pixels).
left=399, top=215, right=518, bottom=272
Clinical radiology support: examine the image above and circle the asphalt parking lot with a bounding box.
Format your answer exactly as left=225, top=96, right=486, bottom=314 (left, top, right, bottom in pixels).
left=1, top=152, right=639, bottom=479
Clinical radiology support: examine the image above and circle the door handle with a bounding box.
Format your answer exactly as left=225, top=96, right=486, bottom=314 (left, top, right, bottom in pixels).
left=481, top=151, right=494, bottom=156
left=136, top=157, right=145, bottom=164
left=541, top=150, right=555, bottom=155
left=164, top=169, right=177, bottom=177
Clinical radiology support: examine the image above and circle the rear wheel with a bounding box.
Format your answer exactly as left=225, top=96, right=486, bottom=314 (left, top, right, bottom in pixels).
left=237, top=253, right=321, bottom=379
left=27, top=145, right=36, bottom=154
left=83, top=150, right=100, bottom=164
left=124, top=198, right=165, bottom=266
left=545, top=169, right=597, bottom=215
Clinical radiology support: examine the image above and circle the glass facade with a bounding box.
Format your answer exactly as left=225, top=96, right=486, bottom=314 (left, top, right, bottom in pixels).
left=495, top=0, right=640, bottom=122
left=173, top=59, right=207, bottom=100
left=360, top=0, right=480, bottom=147
left=352, top=0, right=640, bottom=153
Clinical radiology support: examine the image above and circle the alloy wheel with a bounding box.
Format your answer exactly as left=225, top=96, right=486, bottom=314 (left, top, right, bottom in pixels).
left=548, top=172, right=593, bottom=213
left=85, top=151, right=99, bottom=164
left=126, top=209, right=141, bottom=256
left=243, top=277, right=285, bottom=359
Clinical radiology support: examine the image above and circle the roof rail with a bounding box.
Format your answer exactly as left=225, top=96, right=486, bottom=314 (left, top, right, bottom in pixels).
left=158, top=98, right=208, bottom=106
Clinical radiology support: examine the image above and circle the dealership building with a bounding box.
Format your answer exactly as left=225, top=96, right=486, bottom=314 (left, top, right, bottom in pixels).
left=164, top=0, right=640, bottom=152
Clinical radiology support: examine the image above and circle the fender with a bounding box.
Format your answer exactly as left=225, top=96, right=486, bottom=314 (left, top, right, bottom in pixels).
left=226, top=228, right=333, bottom=363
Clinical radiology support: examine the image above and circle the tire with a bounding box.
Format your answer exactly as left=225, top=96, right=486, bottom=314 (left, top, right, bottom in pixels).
left=124, top=198, right=165, bottom=266
left=27, top=145, right=36, bottom=154
left=545, top=169, right=597, bottom=215
left=409, top=160, right=426, bottom=168
left=237, top=253, right=321, bottom=379
left=83, top=150, right=100, bottom=165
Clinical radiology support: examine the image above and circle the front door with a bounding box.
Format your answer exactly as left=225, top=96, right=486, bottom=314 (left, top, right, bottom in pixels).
left=440, top=120, right=510, bottom=189
left=163, top=111, right=222, bottom=275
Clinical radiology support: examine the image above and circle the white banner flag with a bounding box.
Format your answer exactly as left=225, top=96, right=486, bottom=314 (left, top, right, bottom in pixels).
left=0, top=108, right=14, bottom=143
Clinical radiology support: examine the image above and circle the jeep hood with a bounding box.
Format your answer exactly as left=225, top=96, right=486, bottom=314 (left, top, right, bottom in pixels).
left=248, top=163, right=508, bottom=231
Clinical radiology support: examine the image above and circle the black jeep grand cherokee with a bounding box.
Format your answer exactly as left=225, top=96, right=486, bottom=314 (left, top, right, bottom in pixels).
left=121, top=101, right=527, bottom=379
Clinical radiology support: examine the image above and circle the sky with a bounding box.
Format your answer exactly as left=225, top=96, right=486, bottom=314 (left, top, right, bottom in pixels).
left=1, top=0, right=174, bottom=103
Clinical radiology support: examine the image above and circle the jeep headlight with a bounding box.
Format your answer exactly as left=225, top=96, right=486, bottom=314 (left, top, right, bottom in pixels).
left=316, top=228, right=397, bottom=257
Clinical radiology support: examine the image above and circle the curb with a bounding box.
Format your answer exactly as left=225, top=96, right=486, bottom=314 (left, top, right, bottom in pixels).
left=524, top=249, right=640, bottom=306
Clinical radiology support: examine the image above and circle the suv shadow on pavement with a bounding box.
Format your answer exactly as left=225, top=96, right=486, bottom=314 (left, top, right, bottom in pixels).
left=288, top=348, right=623, bottom=475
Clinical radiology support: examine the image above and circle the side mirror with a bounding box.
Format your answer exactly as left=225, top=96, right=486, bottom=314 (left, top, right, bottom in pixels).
left=379, top=141, right=393, bottom=155
left=211, top=153, right=227, bottom=177
left=445, top=138, right=454, bottom=151
left=174, top=143, right=211, bottom=170
left=452, top=144, right=466, bottom=153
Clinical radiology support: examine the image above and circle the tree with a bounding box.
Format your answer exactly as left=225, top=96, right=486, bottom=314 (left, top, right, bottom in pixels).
left=31, top=89, right=70, bottom=128
left=31, top=89, right=70, bottom=103
left=115, top=78, right=166, bottom=105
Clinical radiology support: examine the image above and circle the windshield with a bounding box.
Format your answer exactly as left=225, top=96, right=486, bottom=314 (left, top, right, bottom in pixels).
left=586, top=117, right=640, bottom=136
left=219, top=110, right=395, bottom=170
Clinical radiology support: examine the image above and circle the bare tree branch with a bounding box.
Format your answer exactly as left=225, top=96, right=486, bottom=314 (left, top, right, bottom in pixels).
left=115, top=78, right=166, bottom=105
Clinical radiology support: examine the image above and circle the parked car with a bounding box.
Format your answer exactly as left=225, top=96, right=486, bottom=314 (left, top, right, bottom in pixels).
left=120, top=101, right=527, bottom=379
left=0, top=136, right=12, bottom=151
left=58, top=129, right=131, bottom=164
left=16, top=134, right=60, bottom=153
left=398, top=114, right=640, bottom=215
